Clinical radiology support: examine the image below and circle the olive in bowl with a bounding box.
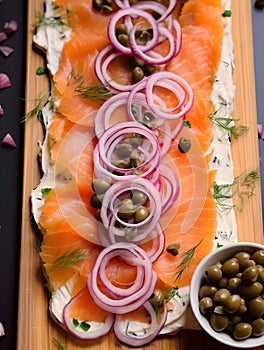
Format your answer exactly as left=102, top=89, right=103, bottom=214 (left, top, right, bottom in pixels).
left=190, top=242, right=264, bottom=348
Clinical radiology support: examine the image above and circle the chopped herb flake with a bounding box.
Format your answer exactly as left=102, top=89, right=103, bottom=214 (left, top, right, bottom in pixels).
left=53, top=338, right=67, bottom=350
left=41, top=188, right=52, bottom=196
left=184, top=120, right=191, bottom=128
left=36, top=66, right=46, bottom=75
left=80, top=321, right=91, bottom=332
left=72, top=318, right=79, bottom=327
left=222, top=10, right=232, bottom=17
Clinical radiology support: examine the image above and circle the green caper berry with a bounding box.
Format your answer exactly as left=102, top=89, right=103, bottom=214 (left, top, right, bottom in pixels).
left=92, top=0, right=103, bottom=10
left=102, top=4, right=113, bottom=13
left=178, top=137, right=191, bottom=153
left=118, top=33, right=129, bottom=47
left=132, top=66, right=144, bottom=84
left=134, top=206, right=150, bottom=223
left=166, top=243, right=180, bottom=256
left=115, top=24, right=128, bottom=36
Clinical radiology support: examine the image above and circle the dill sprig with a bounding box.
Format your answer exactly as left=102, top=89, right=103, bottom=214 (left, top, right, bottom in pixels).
left=51, top=248, right=85, bottom=271
left=53, top=338, right=67, bottom=350
left=174, top=239, right=203, bottom=282
left=213, top=170, right=261, bottom=212
left=208, top=111, right=249, bottom=139
left=34, top=12, right=70, bottom=29
left=75, top=82, right=116, bottom=101
left=21, top=92, right=49, bottom=122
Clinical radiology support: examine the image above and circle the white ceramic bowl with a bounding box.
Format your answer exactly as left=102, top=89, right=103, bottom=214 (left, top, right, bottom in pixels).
left=190, top=242, right=264, bottom=348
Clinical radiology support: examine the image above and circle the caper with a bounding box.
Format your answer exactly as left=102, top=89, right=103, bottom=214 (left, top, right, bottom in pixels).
left=199, top=297, right=213, bottom=316
left=247, top=295, right=264, bottom=319
left=241, top=265, right=259, bottom=285
left=125, top=227, right=138, bottom=241
left=134, top=205, right=149, bottom=223
left=130, top=150, right=142, bottom=168
left=95, top=209, right=102, bottom=222
left=252, top=249, right=264, bottom=265
left=218, top=277, right=228, bottom=289
left=142, top=110, right=156, bottom=127
left=238, top=281, right=263, bottom=300
left=131, top=104, right=140, bottom=119
left=166, top=243, right=180, bottom=257
left=143, top=64, right=156, bottom=75
left=102, top=4, right=113, bottom=13
left=210, top=313, right=229, bottom=332
left=221, top=258, right=240, bottom=278
left=135, top=29, right=151, bottom=44
left=113, top=160, right=131, bottom=169
left=118, top=200, right=135, bottom=220
left=204, top=264, right=222, bottom=284
left=213, top=288, right=230, bottom=304
left=118, top=33, right=129, bottom=47
left=92, top=178, right=110, bottom=194
left=223, top=294, right=241, bottom=314
left=132, top=66, right=144, bottom=83
left=130, top=56, right=145, bottom=68
left=115, top=143, right=133, bottom=159
left=129, top=133, right=144, bottom=147
left=104, top=0, right=113, bottom=5
left=178, top=137, right=191, bottom=153
left=233, top=322, right=252, bottom=340
left=131, top=189, right=147, bottom=205
left=227, top=277, right=241, bottom=293
left=252, top=318, right=264, bottom=336
left=92, top=0, right=103, bottom=10
left=115, top=24, right=128, bottom=37
left=150, top=289, right=164, bottom=307
left=90, top=194, right=103, bottom=208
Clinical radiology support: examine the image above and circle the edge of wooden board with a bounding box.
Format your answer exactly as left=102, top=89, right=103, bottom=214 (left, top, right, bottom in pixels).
left=16, top=1, right=264, bottom=350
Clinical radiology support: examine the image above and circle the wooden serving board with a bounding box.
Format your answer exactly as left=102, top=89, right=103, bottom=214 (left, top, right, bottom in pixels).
left=17, top=1, right=264, bottom=349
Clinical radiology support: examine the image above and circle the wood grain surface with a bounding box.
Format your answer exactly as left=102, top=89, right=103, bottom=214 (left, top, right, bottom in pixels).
left=17, top=1, right=264, bottom=349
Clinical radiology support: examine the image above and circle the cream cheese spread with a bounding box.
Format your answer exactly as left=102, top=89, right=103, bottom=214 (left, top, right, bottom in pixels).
left=31, top=0, right=237, bottom=336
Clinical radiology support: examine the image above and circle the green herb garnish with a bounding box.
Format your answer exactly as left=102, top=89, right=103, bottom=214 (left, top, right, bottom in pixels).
left=72, top=318, right=91, bottom=332
left=41, top=188, right=52, bottom=196
left=53, top=338, right=67, bottom=350
left=52, top=248, right=85, bottom=271
left=213, top=170, right=261, bottom=212
left=217, top=242, right=224, bottom=248
left=73, top=318, right=79, bottom=327
left=222, top=10, right=232, bottom=17
left=208, top=111, right=248, bottom=139
left=184, top=120, right=192, bottom=128
left=174, top=239, right=203, bottom=282
left=21, top=92, right=49, bottom=122
left=75, top=82, right=116, bottom=101
left=34, top=12, right=70, bottom=29
left=36, top=66, right=46, bottom=75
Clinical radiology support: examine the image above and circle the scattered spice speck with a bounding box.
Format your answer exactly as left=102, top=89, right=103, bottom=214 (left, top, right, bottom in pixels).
left=1, top=133, right=17, bottom=148
left=0, top=73, right=12, bottom=89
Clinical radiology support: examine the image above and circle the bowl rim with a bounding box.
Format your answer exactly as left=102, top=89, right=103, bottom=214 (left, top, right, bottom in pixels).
left=190, top=241, right=264, bottom=348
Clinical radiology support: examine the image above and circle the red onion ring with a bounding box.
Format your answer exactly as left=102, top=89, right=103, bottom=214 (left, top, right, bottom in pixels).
left=114, top=301, right=168, bottom=346
left=63, top=288, right=115, bottom=340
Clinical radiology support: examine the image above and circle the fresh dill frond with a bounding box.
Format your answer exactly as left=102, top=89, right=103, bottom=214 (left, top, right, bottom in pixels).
left=53, top=338, right=67, bottom=350
left=75, top=82, right=116, bottom=101
left=34, top=12, right=70, bottom=29
left=21, top=92, right=49, bottom=122
left=174, top=239, right=203, bottom=282
left=208, top=111, right=249, bottom=139
left=51, top=248, right=85, bottom=271
left=213, top=169, right=261, bottom=212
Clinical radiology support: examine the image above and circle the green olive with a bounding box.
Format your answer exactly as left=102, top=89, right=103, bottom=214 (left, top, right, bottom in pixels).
left=238, top=281, right=263, bottom=300
left=118, top=33, right=129, bottom=47
left=131, top=190, right=147, bottom=205
left=134, top=205, right=149, bottom=223
left=210, top=313, right=229, bottom=332
left=223, top=294, right=241, bottom=314
left=252, top=249, right=264, bottom=265
left=247, top=296, right=264, bottom=319
left=233, top=251, right=251, bottom=270
left=132, top=66, right=144, bottom=83
left=166, top=243, right=180, bottom=257
left=241, top=265, right=259, bottom=284
left=115, top=24, right=128, bottom=37
left=227, top=277, right=241, bottom=293
left=252, top=318, right=264, bottom=336
left=221, top=258, right=240, bottom=278
left=199, top=297, right=213, bottom=315
left=213, top=288, right=231, bottom=304
left=90, top=194, right=103, bottom=208
left=218, top=277, right=228, bottom=289
left=118, top=200, right=135, bottom=220
left=236, top=298, right=247, bottom=315
left=230, top=315, right=242, bottom=325
left=178, top=137, right=191, bottom=153
left=115, top=143, right=133, bottom=159
left=256, top=265, right=264, bottom=283
left=204, top=264, right=223, bottom=284
left=233, top=322, right=252, bottom=340
left=92, top=0, right=103, bottom=10
left=92, top=178, right=110, bottom=194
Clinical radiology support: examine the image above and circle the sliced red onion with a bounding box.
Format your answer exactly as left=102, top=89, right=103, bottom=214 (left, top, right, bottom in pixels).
left=87, top=242, right=157, bottom=314
left=0, top=45, right=14, bottom=57
left=0, top=32, right=7, bottom=43
left=63, top=288, right=115, bottom=340
left=0, top=73, right=11, bottom=89
left=0, top=322, right=5, bottom=337
left=156, top=0, right=177, bottom=22
left=108, top=8, right=159, bottom=56
left=4, top=20, right=18, bottom=34
left=114, top=301, right=168, bottom=346
left=2, top=133, right=17, bottom=148
left=0, top=105, right=4, bottom=116
left=114, top=0, right=130, bottom=9
left=139, top=223, right=165, bottom=262
left=160, top=163, right=180, bottom=214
